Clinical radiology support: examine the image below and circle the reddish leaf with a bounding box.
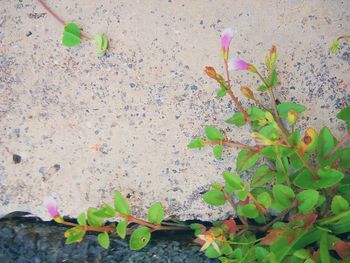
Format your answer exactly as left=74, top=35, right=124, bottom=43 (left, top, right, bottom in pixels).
left=222, top=218, right=237, bottom=234
left=261, top=228, right=285, bottom=245
left=334, top=241, right=350, bottom=260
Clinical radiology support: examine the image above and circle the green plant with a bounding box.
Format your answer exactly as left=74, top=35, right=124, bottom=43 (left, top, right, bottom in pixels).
left=188, top=29, right=350, bottom=262
left=44, top=192, right=188, bottom=250
left=37, top=0, right=108, bottom=56
left=331, top=35, right=350, bottom=54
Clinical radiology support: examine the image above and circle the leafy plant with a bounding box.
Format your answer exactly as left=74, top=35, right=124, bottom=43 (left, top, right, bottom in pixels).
left=188, top=28, right=350, bottom=262
left=37, top=0, right=108, bottom=56
left=44, top=192, right=188, bottom=250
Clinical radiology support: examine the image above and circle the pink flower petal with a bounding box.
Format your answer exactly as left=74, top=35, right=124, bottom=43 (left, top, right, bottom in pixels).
left=220, top=28, right=234, bottom=51
left=228, top=57, right=249, bottom=71
left=43, top=195, right=59, bottom=218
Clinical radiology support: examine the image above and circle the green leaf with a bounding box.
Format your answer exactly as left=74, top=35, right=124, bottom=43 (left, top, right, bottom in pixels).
left=320, top=232, right=331, bottom=263
left=330, top=39, right=340, bottom=54
left=147, top=202, right=164, bottom=225
left=223, top=171, right=244, bottom=190
left=257, top=192, right=272, bottom=209
left=98, top=232, right=110, bottom=249
left=237, top=204, right=259, bottom=218
left=93, top=34, right=109, bottom=56
left=116, top=220, right=128, bottom=239
left=216, top=87, right=228, bottom=98
left=236, top=186, right=249, bottom=201
left=277, top=102, right=305, bottom=118
left=272, top=184, right=295, bottom=209
left=296, top=189, right=319, bottom=214
left=187, top=137, right=205, bottom=149
left=317, top=127, right=335, bottom=167
left=256, top=246, right=269, bottom=263
left=77, top=213, right=86, bottom=225
left=340, top=148, right=350, bottom=169
left=337, top=106, right=350, bottom=122
left=251, top=165, right=276, bottom=187
left=331, top=195, right=349, bottom=214
left=225, top=112, right=246, bottom=126
left=87, top=208, right=104, bottom=227
left=64, top=226, right=85, bottom=244
left=205, top=126, right=223, bottom=142
left=62, top=22, right=81, bottom=47
left=114, top=192, right=131, bottom=215
left=261, top=145, right=293, bottom=160
left=258, top=85, right=269, bottom=92
left=203, top=190, right=226, bottom=206
left=94, top=204, right=116, bottom=218
left=270, top=69, right=278, bottom=87
left=205, top=246, right=221, bottom=258
left=293, top=168, right=344, bottom=189
left=129, top=227, right=151, bottom=250
left=213, top=144, right=223, bottom=160
left=190, top=223, right=206, bottom=236
left=236, top=148, right=259, bottom=172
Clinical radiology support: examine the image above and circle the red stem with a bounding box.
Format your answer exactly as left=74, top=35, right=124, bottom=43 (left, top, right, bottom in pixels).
left=324, top=132, right=350, bottom=160
left=205, top=140, right=259, bottom=152
left=37, top=0, right=91, bottom=40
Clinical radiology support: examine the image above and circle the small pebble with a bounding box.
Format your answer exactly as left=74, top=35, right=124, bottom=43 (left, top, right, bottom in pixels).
left=26, top=31, right=32, bottom=37
left=13, top=154, right=21, bottom=164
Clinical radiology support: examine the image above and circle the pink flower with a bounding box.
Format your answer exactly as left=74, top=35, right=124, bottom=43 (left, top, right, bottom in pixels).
left=43, top=195, right=60, bottom=218
left=220, top=28, right=234, bottom=52
left=228, top=58, right=257, bottom=73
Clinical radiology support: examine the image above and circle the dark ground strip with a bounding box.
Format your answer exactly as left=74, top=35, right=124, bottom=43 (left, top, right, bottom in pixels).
left=0, top=217, right=216, bottom=263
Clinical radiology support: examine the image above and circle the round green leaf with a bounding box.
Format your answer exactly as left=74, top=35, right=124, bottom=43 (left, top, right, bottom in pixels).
left=98, top=232, right=110, bottom=249
left=203, top=190, right=226, bottom=206
left=223, top=171, right=243, bottom=190
left=337, top=106, right=350, bottom=122
left=236, top=186, right=249, bottom=201
left=331, top=195, right=349, bottom=215
left=272, top=184, right=295, bottom=209
left=114, top=192, right=131, bottom=215
left=62, top=22, right=81, bottom=47
left=296, top=189, right=319, bottom=214
left=317, top=127, right=335, bottom=167
left=129, top=227, right=151, bottom=250
left=257, top=192, right=272, bottom=209
left=237, top=204, right=259, bottom=218
left=147, top=202, right=164, bottom=225
left=116, top=220, right=128, bottom=239
left=87, top=208, right=104, bottom=227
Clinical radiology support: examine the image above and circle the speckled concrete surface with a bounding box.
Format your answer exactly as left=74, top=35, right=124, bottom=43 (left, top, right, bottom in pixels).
left=0, top=0, right=349, bottom=221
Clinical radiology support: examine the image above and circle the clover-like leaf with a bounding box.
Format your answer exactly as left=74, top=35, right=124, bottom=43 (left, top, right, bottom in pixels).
left=93, top=34, right=109, bottom=56
left=62, top=22, right=81, bottom=47
left=331, top=195, right=349, bottom=215
left=272, top=184, right=295, bottom=209
left=129, top=227, right=151, bottom=250
left=237, top=204, right=259, bottom=218
left=296, top=189, right=319, bottom=214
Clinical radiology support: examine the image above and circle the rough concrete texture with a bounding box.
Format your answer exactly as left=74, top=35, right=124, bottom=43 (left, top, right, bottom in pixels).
left=0, top=0, right=349, bottom=221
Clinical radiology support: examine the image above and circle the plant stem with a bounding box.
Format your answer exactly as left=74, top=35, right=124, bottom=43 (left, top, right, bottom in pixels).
left=318, top=210, right=350, bottom=226
left=204, top=140, right=259, bottom=152
left=224, top=61, right=250, bottom=122
left=324, top=131, right=350, bottom=160
left=223, top=189, right=248, bottom=226
left=60, top=220, right=115, bottom=233
left=248, top=193, right=267, bottom=214
left=259, top=205, right=293, bottom=232
left=37, top=0, right=91, bottom=40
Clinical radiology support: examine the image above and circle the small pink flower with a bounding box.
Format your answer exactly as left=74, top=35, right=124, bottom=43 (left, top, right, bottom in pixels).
left=220, top=28, right=234, bottom=52
left=228, top=58, right=249, bottom=71
left=43, top=195, right=60, bottom=218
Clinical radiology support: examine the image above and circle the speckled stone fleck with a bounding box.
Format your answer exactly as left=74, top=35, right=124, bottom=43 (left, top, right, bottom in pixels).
left=0, top=0, right=349, bottom=221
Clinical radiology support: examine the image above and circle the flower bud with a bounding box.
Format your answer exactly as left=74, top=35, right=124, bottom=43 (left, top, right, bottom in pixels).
left=287, top=110, right=298, bottom=126
left=204, top=66, right=217, bottom=79
left=300, top=128, right=318, bottom=153
left=240, top=86, right=255, bottom=100
left=270, top=45, right=277, bottom=68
